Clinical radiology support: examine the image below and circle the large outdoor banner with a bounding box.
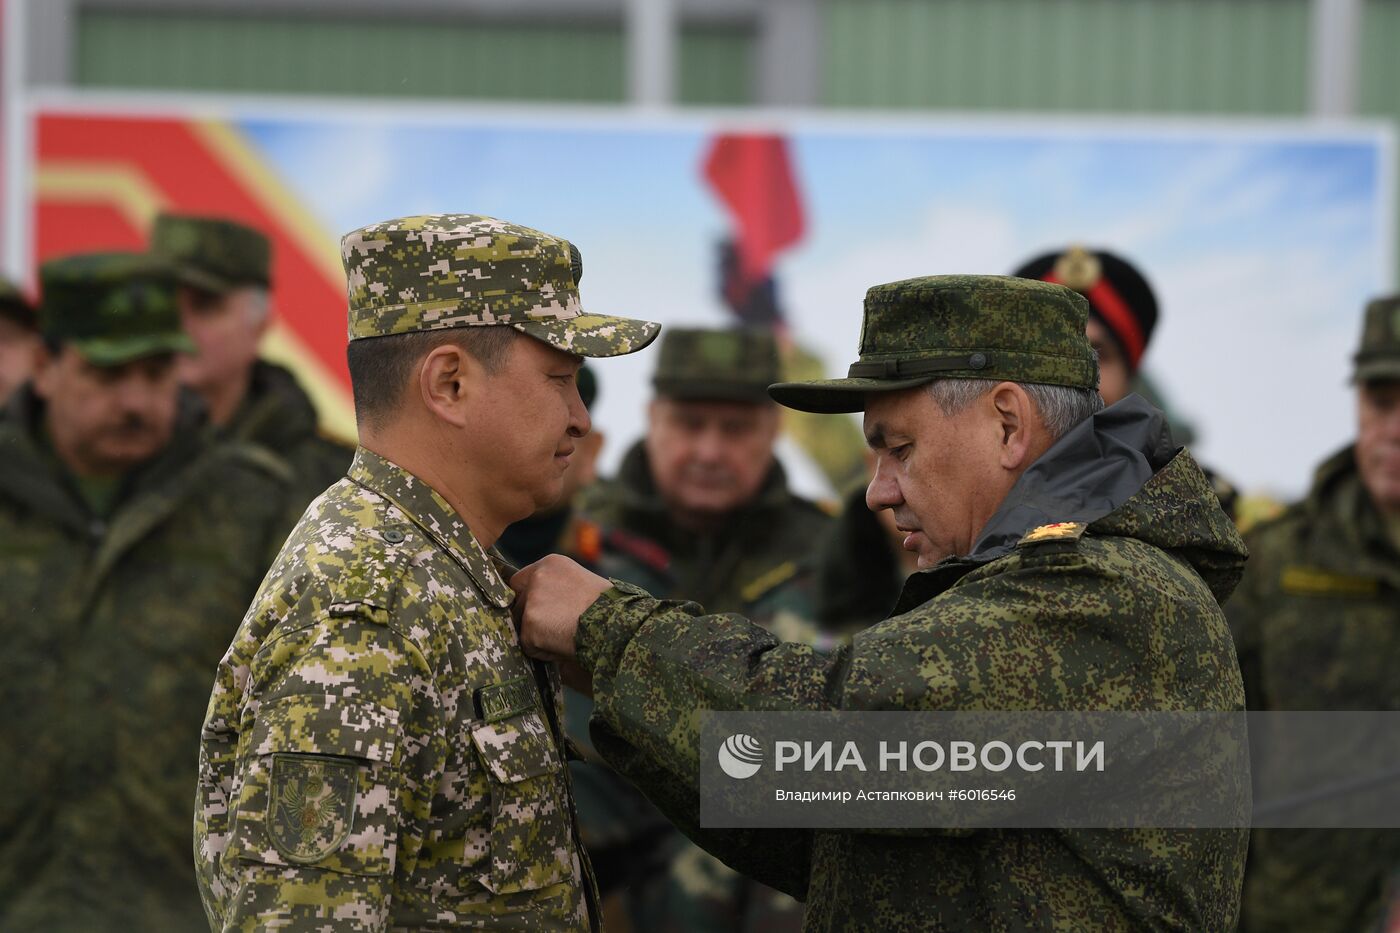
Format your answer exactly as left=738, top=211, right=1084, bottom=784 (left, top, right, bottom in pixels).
left=13, top=96, right=1395, bottom=499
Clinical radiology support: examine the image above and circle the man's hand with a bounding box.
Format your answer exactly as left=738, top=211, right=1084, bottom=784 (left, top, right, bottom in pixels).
left=510, top=555, right=613, bottom=663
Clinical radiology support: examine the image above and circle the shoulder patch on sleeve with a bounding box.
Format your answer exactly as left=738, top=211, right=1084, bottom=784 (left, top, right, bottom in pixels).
left=268, top=754, right=357, bottom=864
left=1017, top=521, right=1088, bottom=547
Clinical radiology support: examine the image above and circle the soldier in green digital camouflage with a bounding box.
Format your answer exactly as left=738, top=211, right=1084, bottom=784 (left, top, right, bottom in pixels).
left=1227, top=294, right=1400, bottom=933
left=514, top=274, right=1249, bottom=931
left=152, top=212, right=354, bottom=504
left=0, top=275, right=40, bottom=402
left=569, top=326, right=831, bottom=931
left=194, top=213, right=660, bottom=931
left=0, top=252, right=300, bottom=931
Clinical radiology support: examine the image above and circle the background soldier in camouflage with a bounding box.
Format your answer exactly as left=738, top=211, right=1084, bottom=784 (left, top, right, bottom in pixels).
left=1228, top=294, right=1400, bottom=933
left=514, top=275, right=1249, bottom=931
left=0, top=275, right=40, bottom=402
left=569, top=326, right=831, bottom=931
left=152, top=212, right=353, bottom=503
left=194, top=213, right=660, bottom=931
left=0, top=252, right=298, bottom=931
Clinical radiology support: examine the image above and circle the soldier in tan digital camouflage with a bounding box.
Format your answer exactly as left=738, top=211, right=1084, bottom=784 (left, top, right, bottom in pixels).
left=567, top=326, right=831, bottom=931
left=1228, top=294, right=1400, bottom=933
left=152, top=212, right=353, bottom=504
left=514, top=275, right=1249, bottom=931
left=194, top=213, right=660, bottom=931
left=0, top=252, right=299, bottom=931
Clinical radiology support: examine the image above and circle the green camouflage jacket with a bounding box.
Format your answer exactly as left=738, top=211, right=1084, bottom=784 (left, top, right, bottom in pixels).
left=195, top=447, right=598, bottom=931
left=577, top=441, right=832, bottom=623
left=0, top=387, right=298, bottom=932
left=223, top=359, right=354, bottom=507
left=575, top=398, right=1250, bottom=932
left=1227, top=445, right=1400, bottom=933
left=569, top=442, right=832, bottom=930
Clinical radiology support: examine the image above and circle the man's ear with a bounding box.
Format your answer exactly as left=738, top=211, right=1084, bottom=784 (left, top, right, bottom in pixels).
left=990, top=382, right=1036, bottom=471
left=418, top=342, right=481, bottom=429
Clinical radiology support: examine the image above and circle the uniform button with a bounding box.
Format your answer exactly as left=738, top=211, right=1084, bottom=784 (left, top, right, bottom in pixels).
left=383, top=529, right=405, bottom=544
left=968, top=352, right=988, bottom=370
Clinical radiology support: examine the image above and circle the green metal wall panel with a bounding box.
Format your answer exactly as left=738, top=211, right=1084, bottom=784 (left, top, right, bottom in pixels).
left=77, top=10, right=629, bottom=102
left=679, top=26, right=755, bottom=105
left=823, top=0, right=1310, bottom=113
left=76, top=10, right=756, bottom=105
left=1361, top=0, right=1400, bottom=290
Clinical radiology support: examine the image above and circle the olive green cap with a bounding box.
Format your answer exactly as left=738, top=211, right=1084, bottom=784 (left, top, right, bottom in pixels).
left=151, top=212, right=271, bottom=293
left=340, top=213, right=660, bottom=359
left=770, top=275, right=1098, bottom=414
left=652, top=327, right=779, bottom=403
left=0, top=275, right=36, bottom=329
left=1353, top=294, right=1400, bottom=383
left=39, top=252, right=195, bottom=366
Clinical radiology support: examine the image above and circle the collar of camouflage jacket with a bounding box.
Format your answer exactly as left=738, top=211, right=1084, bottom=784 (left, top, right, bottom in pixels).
left=346, top=447, right=513, bottom=608
left=224, top=359, right=320, bottom=449
left=1298, top=443, right=1400, bottom=578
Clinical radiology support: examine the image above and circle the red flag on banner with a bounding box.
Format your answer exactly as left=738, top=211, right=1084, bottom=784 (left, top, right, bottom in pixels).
left=702, top=134, right=805, bottom=285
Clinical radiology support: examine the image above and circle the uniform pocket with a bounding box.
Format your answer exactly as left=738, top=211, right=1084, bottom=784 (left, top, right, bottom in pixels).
left=227, top=694, right=402, bottom=877
left=468, top=710, right=574, bottom=894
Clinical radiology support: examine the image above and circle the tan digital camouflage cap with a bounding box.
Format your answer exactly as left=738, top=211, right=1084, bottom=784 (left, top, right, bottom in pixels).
left=653, top=327, right=779, bottom=403
left=340, top=213, right=660, bottom=358
left=1353, top=294, right=1400, bottom=383
left=770, top=275, right=1097, bottom=413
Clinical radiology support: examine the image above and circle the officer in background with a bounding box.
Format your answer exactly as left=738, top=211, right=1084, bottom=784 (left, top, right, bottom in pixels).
left=195, top=213, right=660, bottom=930
left=1228, top=294, right=1400, bottom=933
left=574, top=326, right=831, bottom=932
left=514, top=275, right=1249, bottom=930
left=0, top=276, right=40, bottom=402
left=1015, top=245, right=1239, bottom=517
left=151, top=212, right=353, bottom=502
left=0, top=253, right=298, bottom=930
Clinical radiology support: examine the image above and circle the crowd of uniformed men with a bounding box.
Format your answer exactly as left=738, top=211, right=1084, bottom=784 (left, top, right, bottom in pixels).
left=0, top=209, right=1396, bottom=932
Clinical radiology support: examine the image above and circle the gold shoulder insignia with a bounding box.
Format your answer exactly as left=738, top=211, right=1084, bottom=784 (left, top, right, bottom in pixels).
left=1018, top=521, right=1088, bottom=546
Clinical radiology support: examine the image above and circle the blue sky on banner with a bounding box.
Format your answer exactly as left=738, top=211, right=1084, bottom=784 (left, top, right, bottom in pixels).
left=244, top=115, right=1390, bottom=498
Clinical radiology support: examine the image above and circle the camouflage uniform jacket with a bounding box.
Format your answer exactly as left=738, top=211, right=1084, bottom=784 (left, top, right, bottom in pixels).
left=577, top=441, right=832, bottom=624
left=576, top=398, right=1250, bottom=932
left=1227, top=445, right=1400, bottom=933
left=223, top=359, right=354, bottom=507
left=195, top=447, right=598, bottom=931
left=0, top=386, right=297, bottom=932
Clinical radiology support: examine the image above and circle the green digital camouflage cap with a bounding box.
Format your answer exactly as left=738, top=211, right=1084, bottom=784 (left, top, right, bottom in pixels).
left=1353, top=294, right=1400, bottom=383
left=653, top=327, right=779, bottom=403
left=340, top=213, right=660, bottom=358
left=0, top=275, right=36, bottom=329
left=39, top=252, right=194, bottom=366
left=769, top=275, right=1097, bottom=413
left=151, top=212, right=271, bottom=293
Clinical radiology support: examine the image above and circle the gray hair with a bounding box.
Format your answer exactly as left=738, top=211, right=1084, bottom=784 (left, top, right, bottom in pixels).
left=927, top=378, right=1103, bottom=440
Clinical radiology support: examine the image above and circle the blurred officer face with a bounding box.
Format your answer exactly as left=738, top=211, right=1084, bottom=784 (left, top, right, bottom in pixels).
left=0, top=317, right=41, bottom=403
left=1357, top=380, right=1400, bottom=515
left=645, top=396, right=780, bottom=525
left=865, top=382, right=1049, bottom=568
left=1087, top=318, right=1130, bottom=406
left=33, top=347, right=180, bottom=476
left=175, top=285, right=269, bottom=425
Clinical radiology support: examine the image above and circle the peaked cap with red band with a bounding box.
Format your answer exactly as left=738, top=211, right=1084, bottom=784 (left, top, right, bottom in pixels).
left=1013, top=247, right=1159, bottom=372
